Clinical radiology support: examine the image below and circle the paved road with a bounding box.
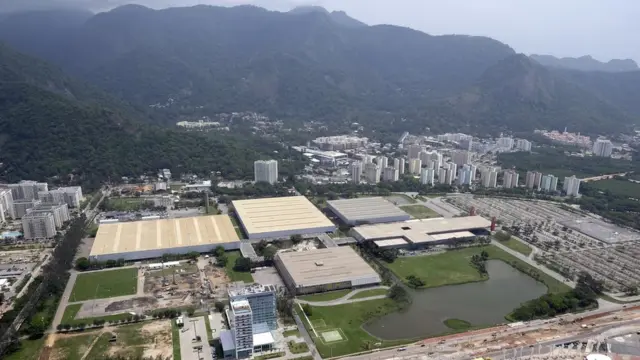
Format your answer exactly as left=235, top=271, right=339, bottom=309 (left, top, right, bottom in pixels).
left=295, top=286, right=390, bottom=306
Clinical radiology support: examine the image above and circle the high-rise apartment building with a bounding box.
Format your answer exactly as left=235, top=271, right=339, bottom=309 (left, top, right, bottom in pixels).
left=515, top=139, right=532, bottom=152
left=376, top=156, right=388, bottom=169
left=497, top=137, right=514, bottom=149
left=382, top=167, right=399, bottom=182
left=503, top=170, right=519, bottom=189
left=38, top=186, right=83, bottom=208
left=420, top=168, right=435, bottom=185
left=13, top=199, right=41, bottom=219
left=592, top=139, right=613, bottom=157
left=407, top=144, right=424, bottom=159
left=8, top=181, right=48, bottom=201
left=393, top=158, right=405, bottom=175
left=458, top=138, right=473, bottom=151
left=563, top=176, right=581, bottom=197
left=447, top=163, right=457, bottom=178
left=22, top=211, right=56, bottom=239
left=458, top=165, right=472, bottom=186
left=438, top=168, right=448, bottom=184
left=350, top=161, right=363, bottom=183
left=408, top=158, right=422, bottom=175
left=227, top=283, right=277, bottom=358
left=445, top=167, right=455, bottom=185
left=28, top=203, right=70, bottom=228
left=481, top=169, right=498, bottom=188
left=254, top=160, right=278, bottom=184
left=525, top=171, right=543, bottom=189
left=541, top=174, right=558, bottom=192
left=451, top=150, right=472, bottom=167
left=364, top=162, right=381, bottom=183
left=469, top=164, right=477, bottom=182
left=0, top=189, right=14, bottom=223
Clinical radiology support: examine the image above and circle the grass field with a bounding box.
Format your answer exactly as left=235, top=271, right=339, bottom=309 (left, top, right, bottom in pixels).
left=288, top=341, right=309, bottom=354
left=298, top=289, right=351, bottom=302
left=590, top=179, right=640, bottom=198
left=400, top=204, right=442, bottom=219
left=225, top=251, right=254, bottom=283
left=296, top=299, right=411, bottom=357
left=385, top=194, right=417, bottom=204
left=349, top=288, right=388, bottom=299
left=386, top=246, right=569, bottom=293
left=52, top=333, right=100, bottom=360
left=4, top=337, right=45, bottom=360
left=443, top=318, right=471, bottom=330
left=61, top=304, right=131, bottom=325
left=497, top=237, right=533, bottom=256
left=254, top=352, right=286, bottom=360
left=104, top=197, right=148, bottom=211
left=85, top=323, right=156, bottom=359
left=70, top=268, right=138, bottom=302
left=172, top=320, right=182, bottom=360
left=386, top=247, right=488, bottom=289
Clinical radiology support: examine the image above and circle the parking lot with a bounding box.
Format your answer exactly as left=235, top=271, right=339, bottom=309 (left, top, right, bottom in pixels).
left=447, top=196, right=640, bottom=293
left=179, top=316, right=213, bottom=360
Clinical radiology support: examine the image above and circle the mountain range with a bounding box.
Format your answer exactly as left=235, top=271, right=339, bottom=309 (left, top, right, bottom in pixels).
left=0, top=5, right=639, bottom=183
left=530, top=54, right=639, bottom=73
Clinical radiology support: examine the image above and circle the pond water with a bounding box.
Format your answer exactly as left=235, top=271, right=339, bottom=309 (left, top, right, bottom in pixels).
left=363, top=260, right=547, bottom=339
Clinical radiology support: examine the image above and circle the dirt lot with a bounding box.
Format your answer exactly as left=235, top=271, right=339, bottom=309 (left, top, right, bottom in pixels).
left=204, top=263, right=230, bottom=297
left=143, top=264, right=200, bottom=293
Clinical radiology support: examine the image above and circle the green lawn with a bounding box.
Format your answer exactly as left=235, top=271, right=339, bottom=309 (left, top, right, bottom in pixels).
left=349, top=288, right=388, bottom=299
left=298, top=289, right=351, bottom=302
left=172, top=320, right=182, bottom=360
left=288, top=341, right=309, bottom=354
left=386, top=246, right=570, bottom=293
left=61, top=304, right=131, bottom=325
left=224, top=251, right=254, bottom=282
left=386, top=194, right=417, bottom=204
left=70, top=268, right=138, bottom=301
left=283, top=329, right=301, bottom=338
left=4, top=337, right=45, bottom=360
left=296, top=299, right=412, bottom=357
left=386, top=247, right=487, bottom=289
left=443, top=318, right=472, bottom=331
left=399, top=204, right=441, bottom=219
left=254, top=352, right=286, bottom=360
left=104, top=197, right=148, bottom=211
left=590, top=179, right=640, bottom=198
left=52, top=332, right=100, bottom=360
left=497, top=237, right=533, bottom=256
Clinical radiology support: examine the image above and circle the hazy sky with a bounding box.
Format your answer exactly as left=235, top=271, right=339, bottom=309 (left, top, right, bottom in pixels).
left=5, top=0, right=639, bottom=62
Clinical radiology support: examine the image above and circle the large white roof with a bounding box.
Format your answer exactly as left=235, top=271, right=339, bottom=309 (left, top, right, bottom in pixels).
left=327, top=197, right=410, bottom=222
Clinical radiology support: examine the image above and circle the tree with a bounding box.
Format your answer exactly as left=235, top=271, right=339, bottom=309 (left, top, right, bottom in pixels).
left=494, top=231, right=512, bottom=242
left=302, top=304, right=313, bottom=316
left=234, top=257, right=252, bottom=272
left=75, top=257, right=90, bottom=271
left=263, top=246, right=278, bottom=262
left=214, top=301, right=226, bottom=313
left=290, top=234, right=303, bottom=245
left=213, top=246, right=225, bottom=257
left=186, top=251, right=200, bottom=260
left=216, top=254, right=228, bottom=267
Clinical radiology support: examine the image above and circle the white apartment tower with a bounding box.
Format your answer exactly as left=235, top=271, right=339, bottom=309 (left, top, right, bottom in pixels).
left=592, top=139, right=613, bottom=157
left=0, top=189, right=15, bottom=223
left=9, top=181, right=48, bottom=201
left=230, top=300, right=253, bottom=358
left=497, top=137, right=514, bottom=149
left=382, top=167, right=399, bottom=182
left=350, top=161, right=363, bottom=183
left=563, top=176, right=581, bottom=197
left=458, top=165, right=472, bottom=186
left=525, top=171, right=543, bottom=189
left=364, top=162, right=381, bottom=184
left=541, top=174, right=558, bottom=192
left=445, top=167, right=455, bottom=185
left=393, top=158, right=405, bottom=175
left=438, top=168, right=448, bottom=184
left=28, top=203, right=70, bottom=228
left=408, top=159, right=422, bottom=175
left=22, top=212, right=56, bottom=239
left=376, top=156, right=388, bottom=169
left=481, top=169, right=498, bottom=188
left=420, top=168, right=435, bottom=185
left=515, top=139, right=532, bottom=152
left=254, top=160, right=278, bottom=184
left=503, top=170, right=519, bottom=189
left=38, top=186, right=83, bottom=208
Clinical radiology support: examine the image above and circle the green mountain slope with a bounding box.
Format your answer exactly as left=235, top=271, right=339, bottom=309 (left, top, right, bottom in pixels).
left=0, top=43, right=299, bottom=187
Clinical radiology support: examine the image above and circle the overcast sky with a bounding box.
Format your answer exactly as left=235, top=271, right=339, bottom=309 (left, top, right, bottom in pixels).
left=5, top=0, right=639, bottom=62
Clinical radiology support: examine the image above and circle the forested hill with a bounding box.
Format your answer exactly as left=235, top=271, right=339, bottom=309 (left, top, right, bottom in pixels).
left=0, top=43, right=301, bottom=188
left=0, top=5, right=639, bottom=134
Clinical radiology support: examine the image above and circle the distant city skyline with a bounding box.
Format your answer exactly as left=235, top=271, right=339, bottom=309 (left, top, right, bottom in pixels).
left=3, top=0, right=638, bottom=62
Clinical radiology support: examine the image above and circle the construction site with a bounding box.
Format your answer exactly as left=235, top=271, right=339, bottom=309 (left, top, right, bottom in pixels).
left=447, top=196, right=640, bottom=294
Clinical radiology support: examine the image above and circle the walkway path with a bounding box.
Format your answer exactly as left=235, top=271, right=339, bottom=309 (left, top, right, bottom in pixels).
left=295, top=286, right=389, bottom=306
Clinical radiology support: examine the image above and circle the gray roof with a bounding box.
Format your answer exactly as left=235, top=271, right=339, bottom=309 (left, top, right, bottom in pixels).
left=327, top=197, right=410, bottom=222
left=220, top=330, right=236, bottom=351
left=275, top=247, right=380, bottom=287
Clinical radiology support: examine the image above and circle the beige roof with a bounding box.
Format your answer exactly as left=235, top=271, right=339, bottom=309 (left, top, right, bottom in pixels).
left=352, top=216, right=491, bottom=244
left=276, top=247, right=379, bottom=287
left=327, top=197, right=410, bottom=221
left=232, top=196, right=334, bottom=235
left=90, top=215, right=239, bottom=256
